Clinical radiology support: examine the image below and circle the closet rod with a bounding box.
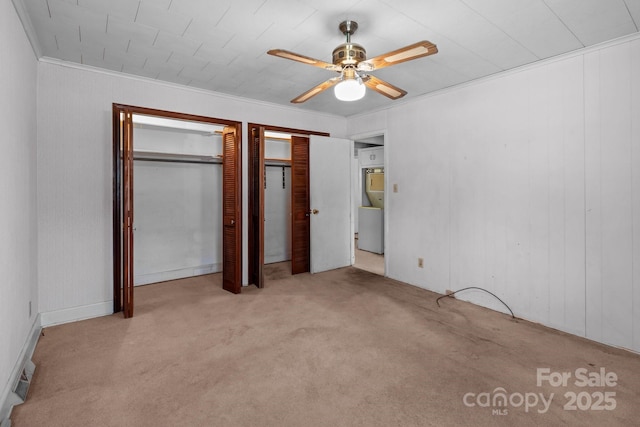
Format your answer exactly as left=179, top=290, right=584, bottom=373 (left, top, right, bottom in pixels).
left=265, top=163, right=291, bottom=168
left=133, top=157, right=221, bottom=165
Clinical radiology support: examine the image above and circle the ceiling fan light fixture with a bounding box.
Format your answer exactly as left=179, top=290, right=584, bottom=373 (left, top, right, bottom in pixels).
left=267, top=20, right=438, bottom=104
left=334, top=78, right=366, bottom=101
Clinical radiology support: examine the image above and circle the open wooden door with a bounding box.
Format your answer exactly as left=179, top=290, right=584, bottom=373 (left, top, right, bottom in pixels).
left=291, top=136, right=310, bottom=274
left=309, top=135, right=353, bottom=273
left=114, top=109, right=135, bottom=318
left=122, top=112, right=135, bottom=317
left=222, top=125, right=242, bottom=293
left=112, top=107, right=122, bottom=314
left=248, top=125, right=265, bottom=288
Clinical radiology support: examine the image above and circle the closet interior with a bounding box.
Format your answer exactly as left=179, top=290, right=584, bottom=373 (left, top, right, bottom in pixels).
left=132, top=115, right=225, bottom=286
left=263, top=132, right=293, bottom=268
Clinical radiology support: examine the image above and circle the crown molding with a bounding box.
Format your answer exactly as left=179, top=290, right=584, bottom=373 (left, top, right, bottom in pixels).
left=11, top=0, right=42, bottom=59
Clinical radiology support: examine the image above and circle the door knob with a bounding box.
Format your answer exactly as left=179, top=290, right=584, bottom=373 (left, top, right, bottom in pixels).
left=312, top=209, right=319, bottom=215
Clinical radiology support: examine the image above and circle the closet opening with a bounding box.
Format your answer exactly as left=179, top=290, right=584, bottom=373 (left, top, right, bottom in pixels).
left=263, top=132, right=293, bottom=277
left=113, top=104, right=242, bottom=318
left=133, top=116, right=224, bottom=286
left=247, top=124, right=329, bottom=288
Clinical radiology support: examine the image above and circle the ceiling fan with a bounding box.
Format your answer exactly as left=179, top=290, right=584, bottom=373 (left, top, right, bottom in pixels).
left=267, top=20, right=438, bottom=103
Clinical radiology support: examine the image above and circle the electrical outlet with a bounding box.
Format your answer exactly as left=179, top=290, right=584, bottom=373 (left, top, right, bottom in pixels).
left=445, top=290, right=455, bottom=298
left=393, top=183, right=398, bottom=193
left=418, top=258, right=424, bottom=268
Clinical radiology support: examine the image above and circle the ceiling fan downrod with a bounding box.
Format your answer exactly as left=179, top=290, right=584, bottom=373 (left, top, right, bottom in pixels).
left=339, top=20, right=358, bottom=43
left=333, top=21, right=366, bottom=66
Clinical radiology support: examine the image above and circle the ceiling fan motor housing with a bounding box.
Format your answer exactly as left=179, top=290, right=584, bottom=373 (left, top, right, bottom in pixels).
left=332, top=43, right=366, bottom=66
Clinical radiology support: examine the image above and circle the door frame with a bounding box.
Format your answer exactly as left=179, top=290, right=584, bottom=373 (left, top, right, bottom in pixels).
left=350, top=130, right=388, bottom=276
left=112, top=104, right=243, bottom=316
left=247, top=123, right=329, bottom=286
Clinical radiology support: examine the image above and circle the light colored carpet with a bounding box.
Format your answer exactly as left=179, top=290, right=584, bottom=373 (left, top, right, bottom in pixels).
left=354, top=239, right=384, bottom=276
left=11, top=266, right=640, bottom=426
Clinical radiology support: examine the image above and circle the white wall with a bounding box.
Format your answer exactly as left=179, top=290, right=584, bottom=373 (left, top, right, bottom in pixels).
left=348, top=35, right=640, bottom=353
left=36, top=60, right=347, bottom=323
left=264, top=166, right=292, bottom=264
left=584, top=40, right=640, bottom=351
left=0, top=0, right=38, bottom=418
left=134, top=162, right=223, bottom=285
left=133, top=124, right=223, bottom=156
left=352, top=157, right=361, bottom=233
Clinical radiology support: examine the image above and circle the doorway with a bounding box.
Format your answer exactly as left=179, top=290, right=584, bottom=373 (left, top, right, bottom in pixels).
left=113, top=104, right=242, bottom=318
left=353, top=133, right=386, bottom=276
left=248, top=124, right=353, bottom=288
left=248, top=124, right=325, bottom=287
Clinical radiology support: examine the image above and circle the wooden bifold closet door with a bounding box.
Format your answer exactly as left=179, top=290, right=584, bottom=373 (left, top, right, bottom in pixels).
left=222, top=125, right=242, bottom=294
left=113, top=105, right=243, bottom=318
left=290, top=136, right=311, bottom=275
left=248, top=125, right=265, bottom=288
left=121, top=110, right=134, bottom=318
left=111, top=107, right=135, bottom=318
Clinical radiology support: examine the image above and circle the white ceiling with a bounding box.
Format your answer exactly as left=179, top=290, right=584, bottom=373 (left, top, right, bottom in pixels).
left=13, top=0, right=640, bottom=116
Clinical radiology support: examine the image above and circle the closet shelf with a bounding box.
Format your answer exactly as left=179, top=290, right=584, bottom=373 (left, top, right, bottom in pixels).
left=133, top=150, right=222, bottom=164
left=264, top=157, right=291, bottom=165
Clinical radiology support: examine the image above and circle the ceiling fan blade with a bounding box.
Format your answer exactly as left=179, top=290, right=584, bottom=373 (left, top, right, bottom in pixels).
left=291, top=77, right=341, bottom=103
left=362, top=41, right=438, bottom=71
left=363, top=75, right=407, bottom=100
left=268, top=49, right=341, bottom=71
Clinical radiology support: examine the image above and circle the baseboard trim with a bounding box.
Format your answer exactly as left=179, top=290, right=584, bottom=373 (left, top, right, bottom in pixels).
left=40, top=301, right=113, bottom=327
left=134, top=263, right=222, bottom=286
left=264, top=256, right=290, bottom=265
left=0, top=314, right=42, bottom=426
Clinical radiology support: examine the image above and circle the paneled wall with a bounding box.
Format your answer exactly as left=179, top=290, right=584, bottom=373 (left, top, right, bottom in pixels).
left=584, top=41, right=640, bottom=350
left=36, top=61, right=347, bottom=323
left=264, top=166, right=292, bottom=264
left=348, top=36, right=640, bottom=352
left=0, top=0, right=38, bottom=417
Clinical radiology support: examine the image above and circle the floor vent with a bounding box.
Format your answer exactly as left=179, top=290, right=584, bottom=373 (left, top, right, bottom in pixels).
left=14, top=366, right=32, bottom=402
left=1, top=359, right=36, bottom=427
left=17, top=360, right=35, bottom=402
